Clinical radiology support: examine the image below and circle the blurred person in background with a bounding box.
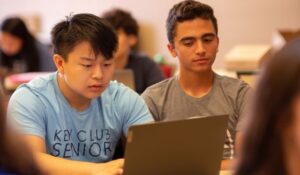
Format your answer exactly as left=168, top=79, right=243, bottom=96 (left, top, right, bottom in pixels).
left=235, top=38, right=300, bottom=175
left=0, top=92, right=45, bottom=175
left=102, top=8, right=164, bottom=94
left=0, top=17, right=55, bottom=75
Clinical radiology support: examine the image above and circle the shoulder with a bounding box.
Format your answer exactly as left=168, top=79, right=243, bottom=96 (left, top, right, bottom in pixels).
left=214, top=73, right=251, bottom=96
left=103, top=80, right=140, bottom=101
left=129, top=52, right=156, bottom=65
left=102, top=81, right=151, bottom=118
left=11, top=72, right=57, bottom=102
left=142, top=77, right=176, bottom=97
left=24, top=72, right=56, bottom=90
left=8, top=74, right=56, bottom=118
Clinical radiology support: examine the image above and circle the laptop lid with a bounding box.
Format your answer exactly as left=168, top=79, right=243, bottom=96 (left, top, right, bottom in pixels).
left=112, top=69, right=135, bottom=90
left=123, top=115, right=228, bottom=175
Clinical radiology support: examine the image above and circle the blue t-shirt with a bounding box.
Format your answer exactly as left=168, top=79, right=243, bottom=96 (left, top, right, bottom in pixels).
left=8, top=72, right=153, bottom=162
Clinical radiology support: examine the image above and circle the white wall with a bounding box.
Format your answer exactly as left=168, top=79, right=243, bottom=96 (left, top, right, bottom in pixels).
left=1, top=0, right=299, bottom=68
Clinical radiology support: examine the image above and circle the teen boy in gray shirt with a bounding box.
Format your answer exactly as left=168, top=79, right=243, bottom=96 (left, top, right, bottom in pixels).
left=142, top=0, right=250, bottom=170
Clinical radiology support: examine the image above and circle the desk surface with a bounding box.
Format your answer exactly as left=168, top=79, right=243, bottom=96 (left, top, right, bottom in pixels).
left=4, top=72, right=51, bottom=91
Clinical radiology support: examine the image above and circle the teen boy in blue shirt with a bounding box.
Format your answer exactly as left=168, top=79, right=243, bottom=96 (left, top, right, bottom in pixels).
left=8, top=13, right=153, bottom=175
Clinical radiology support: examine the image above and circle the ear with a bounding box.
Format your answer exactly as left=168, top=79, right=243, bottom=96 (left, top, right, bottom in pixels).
left=53, top=54, right=65, bottom=74
left=128, top=35, right=138, bottom=47
left=167, top=43, right=177, bottom=58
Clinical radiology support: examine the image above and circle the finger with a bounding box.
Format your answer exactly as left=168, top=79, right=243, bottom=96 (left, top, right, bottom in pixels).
left=116, top=168, right=123, bottom=175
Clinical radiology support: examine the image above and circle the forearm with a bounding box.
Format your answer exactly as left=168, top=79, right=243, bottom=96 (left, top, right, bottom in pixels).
left=35, top=153, right=124, bottom=175
left=35, top=152, right=95, bottom=175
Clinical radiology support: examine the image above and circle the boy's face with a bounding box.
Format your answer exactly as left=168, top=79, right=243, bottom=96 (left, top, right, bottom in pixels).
left=55, top=41, right=114, bottom=100
left=114, top=29, right=137, bottom=60
left=167, top=18, right=219, bottom=74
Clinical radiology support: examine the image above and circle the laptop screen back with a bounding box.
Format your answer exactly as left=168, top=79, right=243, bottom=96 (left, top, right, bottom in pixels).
left=123, top=115, right=228, bottom=175
left=112, top=69, right=135, bottom=90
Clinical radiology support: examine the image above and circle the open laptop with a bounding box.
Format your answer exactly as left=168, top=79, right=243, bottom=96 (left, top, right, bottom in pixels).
left=112, top=69, right=135, bottom=90
left=123, top=115, right=229, bottom=175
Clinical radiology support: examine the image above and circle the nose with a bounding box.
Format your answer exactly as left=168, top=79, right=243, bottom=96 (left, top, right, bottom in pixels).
left=195, top=40, right=205, bottom=55
left=92, top=65, right=103, bottom=80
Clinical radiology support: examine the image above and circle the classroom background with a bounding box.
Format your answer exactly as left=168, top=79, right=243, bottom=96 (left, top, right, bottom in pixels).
left=1, top=0, right=299, bottom=70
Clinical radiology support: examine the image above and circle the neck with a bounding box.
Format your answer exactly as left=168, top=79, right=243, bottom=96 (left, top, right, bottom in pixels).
left=57, top=73, right=90, bottom=111
left=115, top=54, right=129, bottom=69
left=178, top=69, right=214, bottom=98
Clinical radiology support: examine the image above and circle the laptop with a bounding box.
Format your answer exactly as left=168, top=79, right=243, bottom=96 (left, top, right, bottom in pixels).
left=123, top=115, right=229, bottom=175
left=112, top=69, right=135, bottom=90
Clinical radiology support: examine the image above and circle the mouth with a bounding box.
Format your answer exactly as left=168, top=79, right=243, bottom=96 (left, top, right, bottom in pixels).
left=88, top=84, right=106, bottom=91
left=192, top=58, right=210, bottom=64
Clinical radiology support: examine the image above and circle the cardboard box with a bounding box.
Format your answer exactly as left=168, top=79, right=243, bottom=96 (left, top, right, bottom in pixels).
left=224, top=44, right=271, bottom=71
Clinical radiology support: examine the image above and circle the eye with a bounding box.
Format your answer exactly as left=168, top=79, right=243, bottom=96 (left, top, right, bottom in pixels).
left=202, top=36, right=214, bottom=43
left=102, top=60, right=113, bottom=68
left=82, top=64, right=92, bottom=68
left=103, top=63, right=112, bottom=67
left=182, top=40, right=194, bottom=47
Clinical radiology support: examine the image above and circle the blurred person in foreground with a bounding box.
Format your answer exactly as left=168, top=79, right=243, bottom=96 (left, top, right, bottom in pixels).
left=0, top=92, right=45, bottom=175
left=235, top=38, right=300, bottom=175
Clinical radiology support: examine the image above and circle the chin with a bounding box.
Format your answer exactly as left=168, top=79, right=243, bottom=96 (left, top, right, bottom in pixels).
left=193, top=67, right=211, bottom=73
left=88, top=91, right=105, bottom=99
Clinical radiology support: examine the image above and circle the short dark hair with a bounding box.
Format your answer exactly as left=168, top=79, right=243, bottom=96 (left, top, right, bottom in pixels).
left=51, top=13, right=117, bottom=61
left=102, top=8, right=138, bottom=36
left=166, top=0, right=218, bottom=44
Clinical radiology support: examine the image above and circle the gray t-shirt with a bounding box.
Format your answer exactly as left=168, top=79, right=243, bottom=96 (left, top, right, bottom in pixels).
left=142, top=73, right=251, bottom=159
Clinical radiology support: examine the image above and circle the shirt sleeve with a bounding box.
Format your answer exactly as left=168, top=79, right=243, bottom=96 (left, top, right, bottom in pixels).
left=235, top=81, right=252, bottom=132
left=8, top=86, right=47, bottom=139
left=115, top=86, right=154, bottom=136
left=141, top=88, right=161, bottom=121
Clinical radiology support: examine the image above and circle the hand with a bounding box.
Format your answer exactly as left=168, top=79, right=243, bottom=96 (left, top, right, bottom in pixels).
left=92, top=159, right=124, bottom=175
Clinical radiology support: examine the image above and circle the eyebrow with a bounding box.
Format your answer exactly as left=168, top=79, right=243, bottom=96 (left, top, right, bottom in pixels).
left=80, top=57, right=95, bottom=61
left=180, top=32, right=217, bottom=42
left=180, top=36, right=195, bottom=42
left=202, top=33, right=216, bottom=38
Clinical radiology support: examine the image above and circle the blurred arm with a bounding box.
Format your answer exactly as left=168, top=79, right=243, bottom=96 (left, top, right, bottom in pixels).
left=24, top=135, right=124, bottom=175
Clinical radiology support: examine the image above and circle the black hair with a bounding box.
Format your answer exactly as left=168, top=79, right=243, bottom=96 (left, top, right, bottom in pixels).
left=51, top=13, right=118, bottom=61
left=102, top=8, right=138, bottom=36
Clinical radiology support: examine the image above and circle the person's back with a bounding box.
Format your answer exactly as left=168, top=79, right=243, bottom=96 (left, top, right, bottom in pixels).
left=102, top=8, right=164, bottom=94
left=235, top=38, right=300, bottom=175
